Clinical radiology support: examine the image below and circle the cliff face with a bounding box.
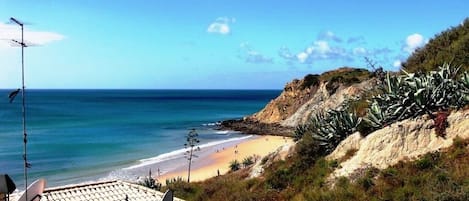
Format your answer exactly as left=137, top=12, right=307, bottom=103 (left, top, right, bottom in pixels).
left=222, top=67, right=372, bottom=135
left=249, top=77, right=319, bottom=124
left=281, top=79, right=375, bottom=127
left=249, top=70, right=374, bottom=127
left=327, top=109, right=469, bottom=179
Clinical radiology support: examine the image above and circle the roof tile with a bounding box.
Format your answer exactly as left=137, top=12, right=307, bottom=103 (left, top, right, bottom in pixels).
left=40, top=180, right=183, bottom=201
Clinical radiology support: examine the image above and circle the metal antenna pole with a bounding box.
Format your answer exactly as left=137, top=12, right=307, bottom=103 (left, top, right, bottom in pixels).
left=10, top=17, right=29, bottom=201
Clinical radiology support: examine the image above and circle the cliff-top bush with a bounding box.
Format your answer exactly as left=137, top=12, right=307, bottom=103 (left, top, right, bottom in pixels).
left=403, top=18, right=469, bottom=73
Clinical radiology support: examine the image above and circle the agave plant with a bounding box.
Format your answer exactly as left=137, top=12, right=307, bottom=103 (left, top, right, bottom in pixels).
left=293, top=124, right=309, bottom=141
left=364, top=101, right=386, bottom=129
left=461, top=72, right=469, bottom=89
left=365, top=63, right=469, bottom=131
left=299, top=105, right=362, bottom=154
left=461, top=72, right=469, bottom=102
left=296, top=63, right=468, bottom=155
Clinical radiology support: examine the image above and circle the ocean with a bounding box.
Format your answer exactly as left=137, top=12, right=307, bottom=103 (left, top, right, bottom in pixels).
left=0, top=89, right=280, bottom=189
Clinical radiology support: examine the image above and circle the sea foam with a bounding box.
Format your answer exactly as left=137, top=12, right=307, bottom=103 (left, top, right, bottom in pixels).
left=122, top=135, right=253, bottom=170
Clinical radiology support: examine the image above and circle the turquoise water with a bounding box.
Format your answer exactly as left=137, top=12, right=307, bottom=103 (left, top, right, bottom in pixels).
left=0, top=89, right=280, bottom=188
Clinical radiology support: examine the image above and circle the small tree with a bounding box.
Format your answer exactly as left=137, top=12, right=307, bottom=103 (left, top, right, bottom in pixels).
left=184, top=129, right=200, bottom=182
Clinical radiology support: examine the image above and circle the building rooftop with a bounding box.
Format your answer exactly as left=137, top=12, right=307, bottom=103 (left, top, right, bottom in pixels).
left=39, top=180, right=183, bottom=201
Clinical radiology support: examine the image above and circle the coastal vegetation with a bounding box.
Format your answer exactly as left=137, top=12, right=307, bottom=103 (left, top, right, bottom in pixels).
left=139, top=169, right=162, bottom=191
left=184, top=129, right=201, bottom=183
left=403, top=18, right=468, bottom=73
left=364, top=64, right=469, bottom=133
left=300, top=67, right=371, bottom=93
left=294, top=103, right=361, bottom=155
left=293, top=63, right=469, bottom=156
left=161, top=65, right=469, bottom=200
left=161, top=137, right=469, bottom=201
left=229, top=160, right=241, bottom=171
left=155, top=20, right=469, bottom=200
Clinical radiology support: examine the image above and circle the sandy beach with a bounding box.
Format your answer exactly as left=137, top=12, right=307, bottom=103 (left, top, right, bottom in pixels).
left=157, top=135, right=294, bottom=183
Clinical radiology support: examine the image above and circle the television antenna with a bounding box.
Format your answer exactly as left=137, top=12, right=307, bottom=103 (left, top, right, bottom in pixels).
left=9, top=17, right=31, bottom=201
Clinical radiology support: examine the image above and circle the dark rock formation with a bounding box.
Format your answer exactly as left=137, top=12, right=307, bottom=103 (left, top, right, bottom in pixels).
left=218, top=118, right=293, bottom=136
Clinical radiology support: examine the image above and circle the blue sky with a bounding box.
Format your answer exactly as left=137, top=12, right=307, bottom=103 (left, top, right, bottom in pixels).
left=0, top=0, right=467, bottom=89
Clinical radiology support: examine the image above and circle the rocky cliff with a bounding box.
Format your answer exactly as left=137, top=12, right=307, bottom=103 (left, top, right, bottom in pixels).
left=327, top=109, right=469, bottom=179
left=248, top=67, right=374, bottom=127
left=221, top=67, right=374, bottom=135
left=249, top=75, right=320, bottom=124
left=281, top=79, right=375, bottom=127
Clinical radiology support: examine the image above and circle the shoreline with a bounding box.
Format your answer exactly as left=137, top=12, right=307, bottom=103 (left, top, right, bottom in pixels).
left=17, top=134, right=294, bottom=191
left=157, top=135, right=294, bottom=183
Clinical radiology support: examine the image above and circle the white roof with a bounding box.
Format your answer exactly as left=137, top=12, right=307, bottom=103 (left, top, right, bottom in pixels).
left=39, top=180, right=183, bottom=201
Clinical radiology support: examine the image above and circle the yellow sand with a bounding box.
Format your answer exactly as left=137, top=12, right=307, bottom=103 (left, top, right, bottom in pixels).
left=158, top=135, right=293, bottom=183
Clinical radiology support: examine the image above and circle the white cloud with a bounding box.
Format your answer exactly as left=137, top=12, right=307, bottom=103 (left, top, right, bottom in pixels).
left=314, top=40, right=331, bottom=54
left=0, top=22, right=65, bottom=48
left=279, top=31, right=400, bottom=67
left=207, top=23, right=230, bottom=34
left=238, top=42, right=273, bottom=64
left=353, top=47, right=367, bottom=55
left=318, top=31, right=343, bottom=43
left=245, top=51, right=273, bottom=64
left=393, top=60, right=402, bottom=68
left=298, top=40, right=351, bottom=63
left=297, top=52, right=308, bottom=63
left=207, top=17, right=235, bottom=35
left=403, top=33, right=425, bottom=53
left=278, top=46, right=295, bottom=60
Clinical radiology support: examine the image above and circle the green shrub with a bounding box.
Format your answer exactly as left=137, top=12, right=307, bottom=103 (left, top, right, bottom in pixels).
left=453, top=136, right=469, bottom=149
left=403, top=18, right=469, bottom=73
left=381, top=168, right=398, bottom=178
left=138, top=176, right=162, bottom=191
left=434, top=190, right=469, bottom=201
left=229, top=160, right=241, bottom=171
left=436, top=172, right=450, bottom=184
left=357, top=176, right=374, bottom=191
left=266, top=168, right=292, bottom=190
left=294, top=133, right=322, bottom=168
left=165, top=177, right=185, bottom=186
left=415, top=157, right=434, bottom=170
left=301, top=74, right=320, bottom=89
left=357, top=120, right=376, bottom=136
left=449, top=137, right=469, bottom=159
left=164, top=177, right=201, bottom=199
left=242, top=156, right=254, bottom=168
left=329, top=160, right=339, bottom=168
